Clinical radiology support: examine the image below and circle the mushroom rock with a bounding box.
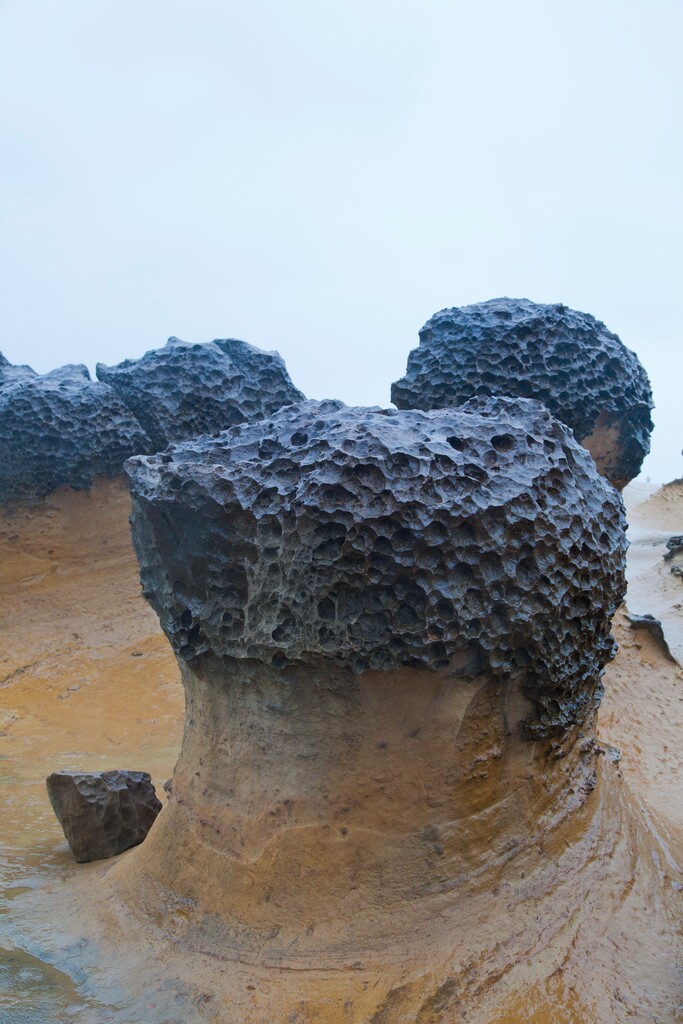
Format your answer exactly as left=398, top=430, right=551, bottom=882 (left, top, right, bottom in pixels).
left=96, top=336, right=305, bottom=452
left=391, top=298, right=654, bottom=489
left=0, top=361, right=152, bottom=503
left=126, top=396, right=626, bottom=739
left=107, top=396, right=633, bottom=1015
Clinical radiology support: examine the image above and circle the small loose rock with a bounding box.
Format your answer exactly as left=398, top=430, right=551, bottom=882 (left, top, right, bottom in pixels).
left=46, top=769, right=162, bottom=863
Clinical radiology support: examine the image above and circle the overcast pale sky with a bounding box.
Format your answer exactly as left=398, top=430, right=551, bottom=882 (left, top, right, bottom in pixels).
left=1, top=0, right=681, bottom=481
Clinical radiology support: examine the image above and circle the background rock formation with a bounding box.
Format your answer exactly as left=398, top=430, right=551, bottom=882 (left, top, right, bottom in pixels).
left=391, top=298, right=654, bottom=488
left=0, top=339, right=303, bottom=503
left=97, top=336, right=304, bottom=451
left=0, top=360, right=152, bottom=503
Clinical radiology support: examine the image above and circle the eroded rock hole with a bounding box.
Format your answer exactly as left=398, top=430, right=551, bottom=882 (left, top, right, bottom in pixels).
left=491, top=433, right=516, bottom=453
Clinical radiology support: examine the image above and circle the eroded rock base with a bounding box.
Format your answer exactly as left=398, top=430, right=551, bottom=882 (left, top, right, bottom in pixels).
left=76, top=657, right=677, bottom=1023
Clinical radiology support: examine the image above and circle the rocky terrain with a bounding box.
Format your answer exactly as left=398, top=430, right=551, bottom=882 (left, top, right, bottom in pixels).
left=0, top=471, right=679, bottom=1022
left=1, top=303, right=680, bottom=1023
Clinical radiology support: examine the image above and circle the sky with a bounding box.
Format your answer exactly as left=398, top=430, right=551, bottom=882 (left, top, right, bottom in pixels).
left=0, top=0, right=681, bottom=481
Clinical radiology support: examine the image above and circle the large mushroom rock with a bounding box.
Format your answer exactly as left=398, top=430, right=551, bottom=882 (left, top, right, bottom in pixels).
left=97, top=336, right=305, bottom=452
left=391, top=298, right=654, bottom=489
left=128, top=397, right=626, bottom=738
left=0, top=360, right=152, bottom=503
left=117, top=397, right=627, bottom=980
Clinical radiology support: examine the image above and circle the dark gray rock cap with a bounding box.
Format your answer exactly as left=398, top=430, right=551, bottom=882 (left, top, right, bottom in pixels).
left=0, top=360, right=152, bottom=503
left=96, top=336, right=305, bottom=452
left=127, top=396, right=627, bottom=738
left=0, top=337, right=304, bottom=503
left=391, top=298, right=654, bottom=487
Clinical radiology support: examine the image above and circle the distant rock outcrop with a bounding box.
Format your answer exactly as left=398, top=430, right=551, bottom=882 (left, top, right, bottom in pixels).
left=626, top=612, right=678, bottom=663
left=127, top=396, right=626, bottom=739
left=46, top=769, right=162, bottom=863
left=0, top=361, right=152, bottom=503
left=391, top=298, right=654, bottom=488
left=664, top=534, right=683, bottom=572
left=97, top=337, right=304, bottom=451
left=0, top=338, right=304, bottom=503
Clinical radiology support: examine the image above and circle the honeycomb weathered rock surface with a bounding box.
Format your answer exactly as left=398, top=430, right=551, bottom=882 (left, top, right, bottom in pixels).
left=126, top=397, right=627, bottom=738
left=46, top=769, right=162, bottom=863
left=391, top=298, right=653, bottom=488
left=0, top=355, right=41, bottom=386
left=0, top=338, right=304, bottom=503
left=0, top=360, right=152, bottom=503
left=97, top=336, right=305, bottom=451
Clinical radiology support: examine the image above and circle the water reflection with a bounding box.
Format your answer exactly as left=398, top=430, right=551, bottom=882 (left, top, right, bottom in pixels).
left=0, top=946, right=90, bottom=1023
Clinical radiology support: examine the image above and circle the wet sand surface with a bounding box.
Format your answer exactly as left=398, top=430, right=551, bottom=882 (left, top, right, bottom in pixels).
left=0, top=477, right=681, bottom=1022
left=0, top=479, right=182, bottom=1021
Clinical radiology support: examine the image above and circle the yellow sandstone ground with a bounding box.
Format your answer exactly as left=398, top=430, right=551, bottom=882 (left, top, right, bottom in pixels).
left=0, top=476, right=681, bottom=1022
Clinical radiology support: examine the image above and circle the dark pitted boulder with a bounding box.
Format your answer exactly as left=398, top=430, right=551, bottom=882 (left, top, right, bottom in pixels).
left=391, top=298, right=654, bottom=489
left=0, top=338, right=304, bottom=504
left=626, top=613, right=678, bottom=664
left=46, top=769, right=162, bottom=863
left=127, top=397, right=626, bottom=738
left=0, top=360, right=152, bottom=503
left=97, top=336, right=305, bottom=452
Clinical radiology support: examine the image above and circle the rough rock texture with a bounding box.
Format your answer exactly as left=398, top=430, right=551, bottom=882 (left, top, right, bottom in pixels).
left=0, top=339, right=304, bottom=503
left=626, top=613, right=677, bottom=663
left=0, top=362, right=152, bottom=503
left=46, top=769, right=162, bottom=863
left=666, top=535, right=683, bottom=580
left=391, top=298, right=654, bottom=488
left=127, top=397, right=626, bottom=738
left=97, top=336, right=305, bottom=451
left=664, top=535, right=683, bottom=561
left=0, top=352, right=38, bottom=386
